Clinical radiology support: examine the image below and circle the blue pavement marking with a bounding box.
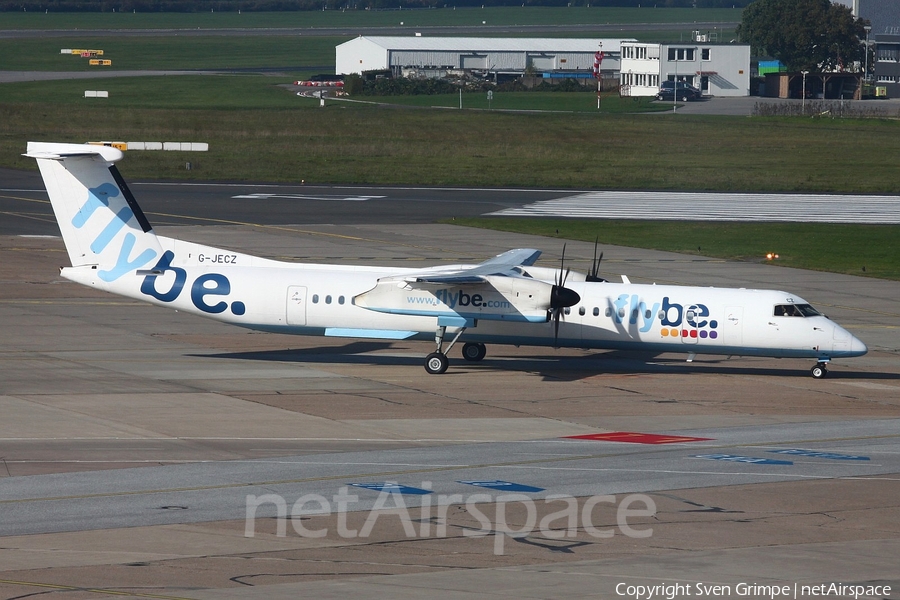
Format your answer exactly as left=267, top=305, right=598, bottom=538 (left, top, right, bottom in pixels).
left=349, top=483, right=433, bottom=495
left=693, top=454, right=794, bottom=466
left=769, top=449, right=870, bottom=461
left=458, top=480, right=546, bottom=493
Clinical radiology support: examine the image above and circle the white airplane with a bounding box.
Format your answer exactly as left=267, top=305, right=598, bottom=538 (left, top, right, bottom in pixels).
left=28, top=141, right=867, bottom=379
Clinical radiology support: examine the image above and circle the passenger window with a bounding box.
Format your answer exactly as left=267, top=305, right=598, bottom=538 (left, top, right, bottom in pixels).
left=312, top=294, right=319, bottom=304
left=593, top=307, right=600, bottom=317
left=325, top=295, right=332, bottom=304
left=579, top=306, right=586, bottom=316
left=339, top=296, right=345, bottom=305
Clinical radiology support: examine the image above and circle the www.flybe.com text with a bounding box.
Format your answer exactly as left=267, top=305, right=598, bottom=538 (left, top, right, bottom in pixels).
left=408, top=289, right=512, bottom=310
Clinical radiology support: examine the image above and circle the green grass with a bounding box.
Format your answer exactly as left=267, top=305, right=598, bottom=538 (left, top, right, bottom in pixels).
left=0, top=35, right=340, bottom=71
left=0, top=75, right=310, bottom=109
left=0, top=7, right=741, bottom=30
left=357, top=91, right=665, bottom=113
left=449, top=218, right=900, bottom=280
left=4, top=104, right=900, bottom=195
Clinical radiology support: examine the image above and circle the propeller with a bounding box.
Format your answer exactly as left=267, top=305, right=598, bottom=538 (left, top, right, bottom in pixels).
left=550, top=244, right=581, bottom=345
left=586, top=237, right=608, bottom=283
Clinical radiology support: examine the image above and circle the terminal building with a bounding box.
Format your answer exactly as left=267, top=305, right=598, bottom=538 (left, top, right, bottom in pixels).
left=335, top=36, right=631, bottom=81
left=619, top=40, right=751, bottom=98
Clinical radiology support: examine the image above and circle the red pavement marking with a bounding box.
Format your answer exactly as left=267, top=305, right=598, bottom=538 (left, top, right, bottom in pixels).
left=564, top=431, right=714, bottom=444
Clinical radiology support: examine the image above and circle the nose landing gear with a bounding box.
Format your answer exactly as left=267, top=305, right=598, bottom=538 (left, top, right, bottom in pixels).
left=810, top=360, right=829, bottom=379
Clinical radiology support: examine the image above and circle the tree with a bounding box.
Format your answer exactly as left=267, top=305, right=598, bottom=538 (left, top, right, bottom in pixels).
left=737, top=0, right=868, bottom=72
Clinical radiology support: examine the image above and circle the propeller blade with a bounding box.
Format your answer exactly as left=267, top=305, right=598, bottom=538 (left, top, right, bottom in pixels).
left=586, top=237, right=607, bottom=283
left=554, top=308, right=561, bottom=345
left=557, top=243, right=567, bottom=287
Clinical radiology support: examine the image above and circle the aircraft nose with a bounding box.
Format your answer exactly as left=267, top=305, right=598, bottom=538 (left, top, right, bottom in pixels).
left=850, top=334, right=868, bottom=356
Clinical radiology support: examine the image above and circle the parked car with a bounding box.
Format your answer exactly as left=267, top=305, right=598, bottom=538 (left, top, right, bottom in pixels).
left=656, top=81, right=702, bottom=101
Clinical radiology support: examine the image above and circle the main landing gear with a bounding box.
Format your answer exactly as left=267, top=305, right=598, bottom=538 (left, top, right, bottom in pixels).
left=462, top=342, right=487, bottom=362
left=811, top=360, right=829, bottom=379
left=424, top=325, right=486, bottom=374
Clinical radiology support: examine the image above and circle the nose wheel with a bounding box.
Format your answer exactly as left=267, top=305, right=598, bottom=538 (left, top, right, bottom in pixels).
left=425, top=352, right=449, bottom=375
left=811, top=362, right=828, bottom=379
left=424, top=324, right=468, bottom=374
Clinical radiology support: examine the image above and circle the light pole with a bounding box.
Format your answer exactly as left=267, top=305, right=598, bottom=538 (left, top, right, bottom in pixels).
left=863, top=25, right=872, bottom=88
left=801, top=70, right=809, bottom=113
left=673, top=54, right=678, bottom=113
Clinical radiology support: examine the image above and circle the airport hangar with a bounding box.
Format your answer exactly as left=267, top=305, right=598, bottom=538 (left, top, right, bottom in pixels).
left=335, top=35, right=752, bottom=97
left=335, top=35, right=630, bottom=82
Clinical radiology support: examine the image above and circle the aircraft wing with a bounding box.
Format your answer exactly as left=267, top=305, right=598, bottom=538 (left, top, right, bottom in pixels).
left=405, top=248, right=542, bottom=284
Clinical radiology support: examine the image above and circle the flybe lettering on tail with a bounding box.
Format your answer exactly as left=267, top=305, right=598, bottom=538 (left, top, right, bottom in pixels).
left=140, top=251, right=246, bottom=315
left=74, top=183, right=157, bottom=282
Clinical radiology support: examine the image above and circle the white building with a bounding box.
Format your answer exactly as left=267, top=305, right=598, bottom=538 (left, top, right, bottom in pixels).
left=619, top=41, right=751, bottom=97
left=336, top=36, right=633, bottom=79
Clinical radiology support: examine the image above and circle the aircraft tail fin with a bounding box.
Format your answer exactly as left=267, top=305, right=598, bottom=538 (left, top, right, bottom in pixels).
left=26, top=142, right=162, bottom=283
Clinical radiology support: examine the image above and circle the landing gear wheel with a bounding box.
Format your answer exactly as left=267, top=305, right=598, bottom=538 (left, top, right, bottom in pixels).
left=425, top=352, right=449, bottom=374
left=462, top=342, right=487, bottom=362
left=811, top=364, right=828, bottom=379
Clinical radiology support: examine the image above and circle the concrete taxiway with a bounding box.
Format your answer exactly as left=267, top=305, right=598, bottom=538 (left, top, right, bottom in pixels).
left=1, top=192, right=899, bottom=598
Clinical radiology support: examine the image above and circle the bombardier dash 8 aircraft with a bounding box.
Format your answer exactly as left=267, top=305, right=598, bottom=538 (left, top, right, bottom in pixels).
left=28, top=142, right=867, bottom=378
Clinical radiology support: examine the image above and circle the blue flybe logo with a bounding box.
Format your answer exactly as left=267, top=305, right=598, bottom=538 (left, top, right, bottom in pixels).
left=611, top=294, right=718, bottom=339
left=140, top=251, right=246, bottom=315
left=74, top=183, right=157, bottom=282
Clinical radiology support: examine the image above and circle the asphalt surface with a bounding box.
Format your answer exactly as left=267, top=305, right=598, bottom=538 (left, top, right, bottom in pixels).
left=1, top=167, right=899, bottom=597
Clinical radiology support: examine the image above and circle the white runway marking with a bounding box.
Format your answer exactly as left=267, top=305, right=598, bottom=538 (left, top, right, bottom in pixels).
left=232, top=192, right=386, bottom=202
left=490, top=191, right=900, bottom=224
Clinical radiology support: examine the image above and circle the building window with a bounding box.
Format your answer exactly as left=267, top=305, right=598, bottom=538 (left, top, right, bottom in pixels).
left=622, top=46, right=634, bottom=59
left=877, top=75, right=897, bottom=82
left=668, top=48, right=695, bottom=61
left=701, top=48, right=711, bottom=61
left=876, top=46, right=899, bottom=62
left=636, top=46, right=647, bottom=60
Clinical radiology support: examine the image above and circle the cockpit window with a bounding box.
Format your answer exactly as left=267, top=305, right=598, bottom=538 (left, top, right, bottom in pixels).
left=774, top=303, right=821, bottom=317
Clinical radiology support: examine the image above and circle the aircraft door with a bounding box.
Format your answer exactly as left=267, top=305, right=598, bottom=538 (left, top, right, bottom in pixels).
left=286, top=286, right=307, bottom=326
left=723, top=306, right=743, bottom=346
left=680, top=305, right=700, bottom=344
